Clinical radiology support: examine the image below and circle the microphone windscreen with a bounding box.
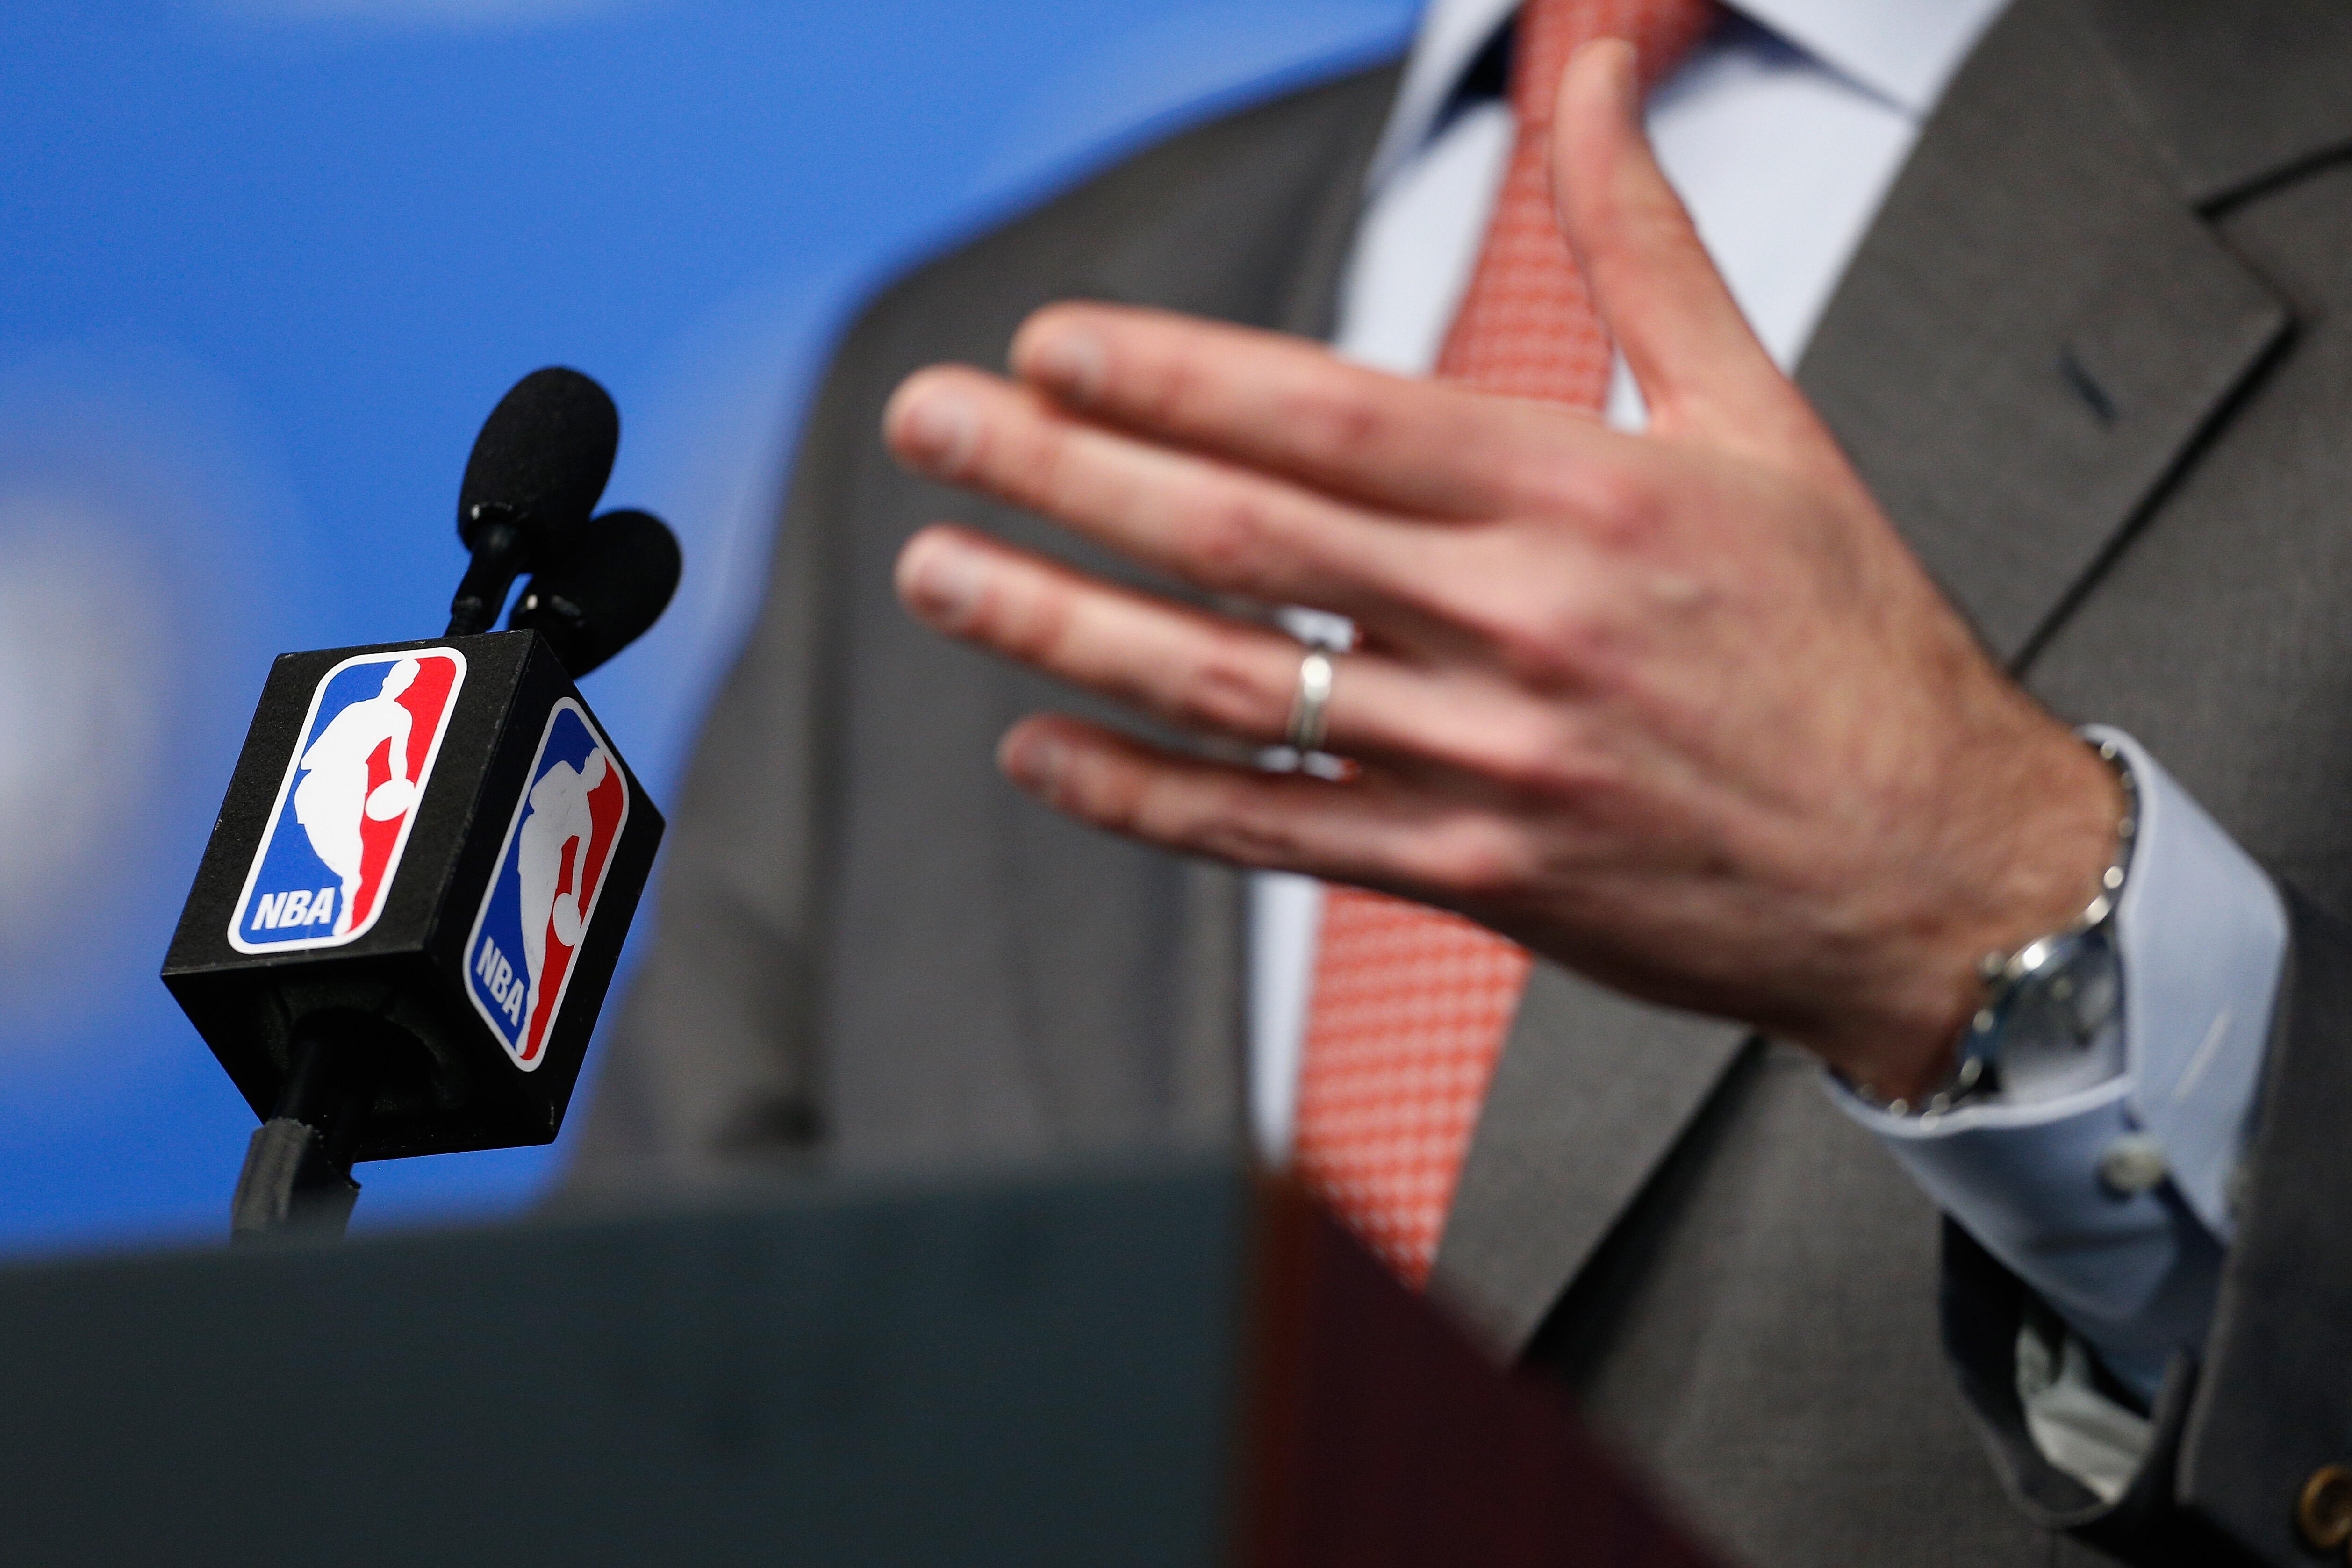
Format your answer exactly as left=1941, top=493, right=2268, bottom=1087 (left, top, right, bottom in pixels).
left=458, top=368, right=620, bottom=550
left=508, top=509, right=682, bottom=679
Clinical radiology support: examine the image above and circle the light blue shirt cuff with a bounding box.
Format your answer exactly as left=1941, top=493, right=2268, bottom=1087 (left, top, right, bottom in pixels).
left=1827, top=727, right=2284, bottom=1400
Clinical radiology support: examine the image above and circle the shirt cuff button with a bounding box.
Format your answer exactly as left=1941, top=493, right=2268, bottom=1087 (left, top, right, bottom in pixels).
left=2095, top=1133, right=2168, bottom=1197
left=2297, top=1463, right=2352, bottom=1552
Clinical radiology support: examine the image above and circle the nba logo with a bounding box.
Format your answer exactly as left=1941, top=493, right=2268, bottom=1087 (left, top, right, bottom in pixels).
left=462, top=700, right=629, bottom=1070
left=228, top=649, right=466, bottom=953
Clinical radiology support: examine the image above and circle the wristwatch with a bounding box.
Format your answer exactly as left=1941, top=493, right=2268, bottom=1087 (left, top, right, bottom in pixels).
left=1864, top=736, right=2138, bottom=1120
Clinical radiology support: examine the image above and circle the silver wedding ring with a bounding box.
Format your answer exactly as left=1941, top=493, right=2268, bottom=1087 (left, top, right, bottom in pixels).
left=1285, top=649, right=1334, bottom=753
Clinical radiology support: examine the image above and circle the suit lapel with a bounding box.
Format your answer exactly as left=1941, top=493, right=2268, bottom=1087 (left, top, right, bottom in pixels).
left=1431, top=971, right=1749, bottom=1354
left=2078, top=0, right=2352, bottom=211
left=1799, top=0, right=2291, bottom=666
left=1436, top=0, right=2352, bottom=1359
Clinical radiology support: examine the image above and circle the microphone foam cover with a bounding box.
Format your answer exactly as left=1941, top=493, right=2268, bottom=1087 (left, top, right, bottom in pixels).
left=508, top=509, right=682, bottom=679
left=458, top=368, right=620, bottom=550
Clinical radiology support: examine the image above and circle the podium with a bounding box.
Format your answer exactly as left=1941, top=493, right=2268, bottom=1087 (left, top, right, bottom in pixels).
left=0, top=1158, right=1723, bottom=1567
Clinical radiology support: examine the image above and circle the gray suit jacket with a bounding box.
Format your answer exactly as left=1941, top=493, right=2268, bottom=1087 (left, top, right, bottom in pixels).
left=576, top=1, right=2352, bottom=1562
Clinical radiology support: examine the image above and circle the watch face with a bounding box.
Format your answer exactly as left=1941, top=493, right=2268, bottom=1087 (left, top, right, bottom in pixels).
left=1994, top=924, right=2125, bottom=1102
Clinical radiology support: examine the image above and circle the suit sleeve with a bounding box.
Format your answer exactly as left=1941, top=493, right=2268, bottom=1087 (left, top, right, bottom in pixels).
left=1941, top=887, right=2352, bottom=1567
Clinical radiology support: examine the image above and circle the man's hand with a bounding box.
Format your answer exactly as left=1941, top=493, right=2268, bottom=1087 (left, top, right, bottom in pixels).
left=879, top=40, right=2119, bottom=1101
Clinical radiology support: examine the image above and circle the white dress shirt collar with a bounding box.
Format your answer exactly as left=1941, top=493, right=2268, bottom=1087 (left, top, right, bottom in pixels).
left=1365, top=0, right=2011, bottom=190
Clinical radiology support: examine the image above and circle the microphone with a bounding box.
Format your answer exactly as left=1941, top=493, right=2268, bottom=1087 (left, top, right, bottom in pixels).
left=508, top=509, right=682, bottom=680
left=163, top=369, right=671, bottom=1240
left=446, top=368, right=620, bottom=636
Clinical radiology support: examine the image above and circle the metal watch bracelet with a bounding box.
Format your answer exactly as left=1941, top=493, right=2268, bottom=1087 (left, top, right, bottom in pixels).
left=1856, top=735, right=2139, bottom=1119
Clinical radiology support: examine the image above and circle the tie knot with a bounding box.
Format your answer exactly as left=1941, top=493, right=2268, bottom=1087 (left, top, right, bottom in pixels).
left=1510, top=0, right=1723, bottom=130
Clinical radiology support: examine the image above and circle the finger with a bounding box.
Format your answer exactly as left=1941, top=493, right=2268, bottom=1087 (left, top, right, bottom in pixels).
left=1548, top=41, right=1817, bottom=459
left=1004, top=301, right=1606, bottom=517
left=997, top=713, right=1538, bottom=906
left=898, top=524, right=1609, bottom=787
left=886, top=364, right=1445, bottom=626
left=898, top=523, right=1326, bottom=746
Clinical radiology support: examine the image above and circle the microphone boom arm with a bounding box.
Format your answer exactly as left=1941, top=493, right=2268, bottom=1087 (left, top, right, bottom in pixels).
left=229, top=1017, right=373, bottom=1239
left=446, top=504, right=528, bottom=637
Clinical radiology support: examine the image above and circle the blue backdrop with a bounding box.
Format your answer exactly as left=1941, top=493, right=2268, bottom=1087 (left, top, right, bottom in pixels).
left=0, top=0, right=1414, bottom=1255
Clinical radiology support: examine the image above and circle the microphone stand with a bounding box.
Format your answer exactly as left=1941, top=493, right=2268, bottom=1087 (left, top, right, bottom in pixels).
left=445, top=503, right=529, bottom=637
left=197, top=365, right=653, bottom=1246
left=228, top=506, right=607, bottom=1241
left=229, top=500, right=512, bottom=1241
left=229, top=1018, right=373, bottom=1241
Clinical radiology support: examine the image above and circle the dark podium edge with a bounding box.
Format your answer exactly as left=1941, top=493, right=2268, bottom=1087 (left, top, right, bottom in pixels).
left=1238, top=1177, right=1726, bottom=1568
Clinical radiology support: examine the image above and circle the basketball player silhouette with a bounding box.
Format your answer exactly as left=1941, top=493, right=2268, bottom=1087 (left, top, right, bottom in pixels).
left=515, top=748, right=608, bottom=1025
left=292, top=658, right=418, bottom=936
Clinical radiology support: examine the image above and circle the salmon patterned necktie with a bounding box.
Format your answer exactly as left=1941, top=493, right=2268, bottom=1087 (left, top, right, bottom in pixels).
left=1292, top=0, right=1722, bottom=1284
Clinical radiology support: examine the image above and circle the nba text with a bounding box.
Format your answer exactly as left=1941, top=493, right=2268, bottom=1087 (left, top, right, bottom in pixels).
left=250, top=888, right=337, bottom=931
left=473, top=936, right=527, bottom=1026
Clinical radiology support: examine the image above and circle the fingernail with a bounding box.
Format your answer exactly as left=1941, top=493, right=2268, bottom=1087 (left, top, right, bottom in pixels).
left=891, top=386, right=979, bottom=476
left=899, top=536, right=986, bottom=630
left=1000, top=727, right=1071, bottom=797
left=1604, top=39, right=1639, bottom=122
left=1019, top=327, right=1106, bottom=405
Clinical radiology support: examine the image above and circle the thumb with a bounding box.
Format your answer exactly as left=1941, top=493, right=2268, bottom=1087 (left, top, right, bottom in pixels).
left=1548, top=40, right=1828, bottom=465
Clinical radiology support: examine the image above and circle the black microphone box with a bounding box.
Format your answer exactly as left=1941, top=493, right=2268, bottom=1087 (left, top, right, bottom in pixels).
left=162, top=631, right=663, bottom=1160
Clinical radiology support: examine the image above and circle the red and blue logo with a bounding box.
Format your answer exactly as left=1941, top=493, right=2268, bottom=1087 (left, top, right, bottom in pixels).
left=461, top=700, right=629, bottom=1070
left=229, top=649, right=466, bottom=953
